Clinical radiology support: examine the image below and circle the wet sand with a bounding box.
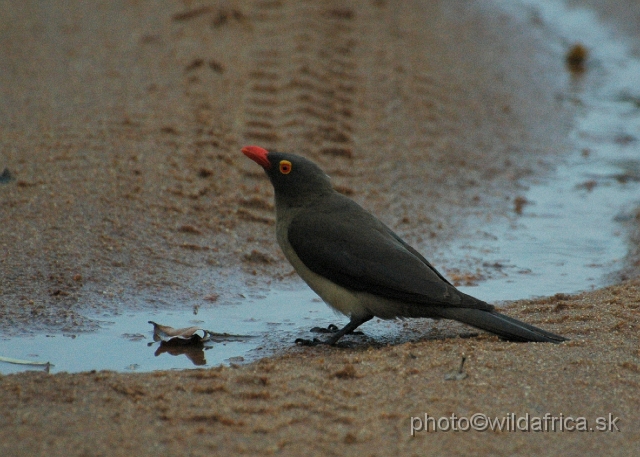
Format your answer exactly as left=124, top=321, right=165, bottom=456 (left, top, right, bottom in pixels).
left=1, top=0, right=639, bottom=455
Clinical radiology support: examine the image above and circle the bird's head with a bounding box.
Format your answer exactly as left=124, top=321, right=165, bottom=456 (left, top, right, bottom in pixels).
left=242, top=145, right=333, bottom=207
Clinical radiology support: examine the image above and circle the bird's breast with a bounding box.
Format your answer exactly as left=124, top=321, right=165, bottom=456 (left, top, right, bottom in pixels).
left=275, top=216, right=369, bottom=319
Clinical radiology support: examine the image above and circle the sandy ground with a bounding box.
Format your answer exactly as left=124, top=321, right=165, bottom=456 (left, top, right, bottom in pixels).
left=1, top=0, right=639, bottom=455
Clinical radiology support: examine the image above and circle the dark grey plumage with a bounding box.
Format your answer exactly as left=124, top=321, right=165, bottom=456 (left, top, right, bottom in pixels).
left=242, top=146, right=566, bottom=345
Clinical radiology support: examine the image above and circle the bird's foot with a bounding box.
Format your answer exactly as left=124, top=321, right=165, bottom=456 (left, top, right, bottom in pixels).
left=310, top=324, right=364, bottom=336
left=294, top=337, right=325, bottom=346
left=310, top=324, right=339, bottom=334
left=294, top=335, right=347, bottom=346
left=295, top=327, right=364, bottom=346
left=296, top=316, right=373, bottom=347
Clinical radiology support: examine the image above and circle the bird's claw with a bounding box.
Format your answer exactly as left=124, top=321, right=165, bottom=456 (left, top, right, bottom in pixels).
left=310, top=324, right=363, bottom=335
left=310, top=324, right=339, bottom=334
left=295, top=337, right=324, bottom=346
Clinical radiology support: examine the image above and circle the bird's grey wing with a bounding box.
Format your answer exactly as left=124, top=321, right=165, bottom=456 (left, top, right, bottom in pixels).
left=385, top=228, right=454, bottom=286
left=287, top=200, right=491, bottom=310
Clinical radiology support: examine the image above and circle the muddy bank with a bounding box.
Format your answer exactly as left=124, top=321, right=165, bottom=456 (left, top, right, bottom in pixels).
left=1, top=281, right=639, bottom=456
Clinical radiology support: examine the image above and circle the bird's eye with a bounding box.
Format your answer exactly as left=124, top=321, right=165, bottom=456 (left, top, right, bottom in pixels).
left=279, top=160, right=292, bottom=175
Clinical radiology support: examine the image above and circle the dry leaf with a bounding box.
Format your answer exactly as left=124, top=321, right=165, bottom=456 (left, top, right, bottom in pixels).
left=148, top=321, right=212, bottom=344
left=148, top=321, right=255, bottom=344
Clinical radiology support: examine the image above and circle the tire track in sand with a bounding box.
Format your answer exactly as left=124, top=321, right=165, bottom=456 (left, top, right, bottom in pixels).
left=241, top=1, right=358, bottom=163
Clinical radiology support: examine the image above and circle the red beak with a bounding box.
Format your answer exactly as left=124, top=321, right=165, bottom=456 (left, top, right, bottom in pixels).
left=241, top=145, right=271, bottom=169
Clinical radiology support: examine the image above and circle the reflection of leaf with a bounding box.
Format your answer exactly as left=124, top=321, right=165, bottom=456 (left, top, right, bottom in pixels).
left=154, top=342, right=207, bottom=365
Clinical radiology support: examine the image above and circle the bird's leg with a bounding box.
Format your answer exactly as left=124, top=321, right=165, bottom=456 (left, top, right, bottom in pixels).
left=296, top=315, right=373, bottom=346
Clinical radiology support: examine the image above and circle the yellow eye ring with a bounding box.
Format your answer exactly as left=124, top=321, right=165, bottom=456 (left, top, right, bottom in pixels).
left=279, top=160, right=292, bottom=175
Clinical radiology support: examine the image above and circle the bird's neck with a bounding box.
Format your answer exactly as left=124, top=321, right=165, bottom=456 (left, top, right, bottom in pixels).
left=274, top=187, right=334, bottom=212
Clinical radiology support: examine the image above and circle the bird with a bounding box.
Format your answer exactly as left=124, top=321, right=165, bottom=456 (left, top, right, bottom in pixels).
left=241, top=145, right=567, bottom=346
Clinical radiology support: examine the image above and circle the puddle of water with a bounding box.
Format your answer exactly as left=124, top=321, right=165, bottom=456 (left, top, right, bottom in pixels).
left=449, top=146, right=637, bottom=303
left=0, top=290, right=312, bottom=375
left=0, top=289, right=409, bottom=375
left=3, top=0, right=640, bottom=374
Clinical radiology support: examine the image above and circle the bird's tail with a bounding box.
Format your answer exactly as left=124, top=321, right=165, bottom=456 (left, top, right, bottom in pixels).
left=436, top=308, right=567, bottom=343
